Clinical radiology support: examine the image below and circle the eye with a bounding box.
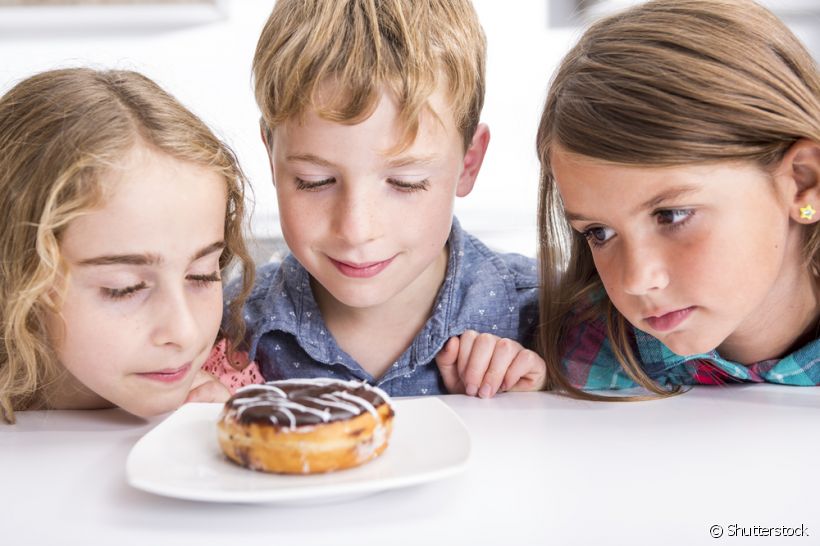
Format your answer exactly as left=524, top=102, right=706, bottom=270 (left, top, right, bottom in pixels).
left=295, top=177, right=334, bottom=191
left=388, top=178, right=429, bottom=192
left=101, top=282, right=147, bottom=300
left=581, top=225, right=615, bottom=247
left=187, top=272, right=221, bottom=288
left=655, top=209, right=694, bottom=228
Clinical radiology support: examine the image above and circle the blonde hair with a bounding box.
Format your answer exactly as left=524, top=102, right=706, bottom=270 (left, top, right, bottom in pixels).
left=252, top=0, right=486, bottom=151
left=535, top=0, right=820, bottom=400
left=0, top=68, right=255, bottom=422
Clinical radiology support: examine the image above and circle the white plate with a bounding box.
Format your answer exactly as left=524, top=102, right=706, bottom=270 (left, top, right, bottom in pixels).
left=126, top=397, right=470, bottom=504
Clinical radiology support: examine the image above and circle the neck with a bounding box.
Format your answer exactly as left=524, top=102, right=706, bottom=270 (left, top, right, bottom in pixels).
left=718, top=238, right=820, bottom=364
left=314, top=246, right=449, bottom=378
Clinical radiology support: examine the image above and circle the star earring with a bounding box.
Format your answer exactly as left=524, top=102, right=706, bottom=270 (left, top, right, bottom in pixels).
left=800, top=204, right=816, bottom=220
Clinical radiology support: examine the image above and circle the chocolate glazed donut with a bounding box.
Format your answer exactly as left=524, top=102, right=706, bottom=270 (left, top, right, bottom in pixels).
left=217, top=378, right=395, bottom=474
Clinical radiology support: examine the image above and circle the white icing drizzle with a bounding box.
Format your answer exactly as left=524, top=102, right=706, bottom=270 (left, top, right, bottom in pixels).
left=335, top=391, right=379, bottom=419
left=226, top=378, right=392, bottom=431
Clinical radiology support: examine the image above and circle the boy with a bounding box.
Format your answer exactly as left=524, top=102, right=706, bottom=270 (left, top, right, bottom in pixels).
left=233, top=0, right=544, bottom=397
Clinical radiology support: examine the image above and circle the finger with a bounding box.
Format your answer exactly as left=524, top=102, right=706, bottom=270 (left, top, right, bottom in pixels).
left=479, top=337, right=521, bottom=398
left=435, top=337, right=463, bottom=393
left=185, top=379, right=230, bottom=404
left=503, top=350, right=548, bottom=392
left=461, top=333, right=498, bottom=397
left=455, top=330, right=479, bottom=378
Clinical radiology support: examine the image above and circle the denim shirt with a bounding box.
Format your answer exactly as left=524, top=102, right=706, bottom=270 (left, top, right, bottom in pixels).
left=227, top=218, right=538, bottom=396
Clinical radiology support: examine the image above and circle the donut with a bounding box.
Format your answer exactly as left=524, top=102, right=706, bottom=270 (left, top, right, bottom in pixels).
left=217, top=378, right=395, bottom=474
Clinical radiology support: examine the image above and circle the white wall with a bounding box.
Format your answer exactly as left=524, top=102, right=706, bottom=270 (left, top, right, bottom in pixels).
left=0, top=1, right=579, bottom=257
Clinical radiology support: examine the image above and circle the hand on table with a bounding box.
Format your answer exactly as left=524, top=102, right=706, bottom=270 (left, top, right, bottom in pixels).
left=435, top=330, right=547, bottom=398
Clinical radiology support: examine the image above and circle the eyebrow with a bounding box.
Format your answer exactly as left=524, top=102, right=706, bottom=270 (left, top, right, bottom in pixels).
left=285, top=153, right=440, bottom=170
left=385, top=154, right=440, bottom=169
left=78, top=241, right=225, bottom=267
left=285, top=153, right=334, bottom=168
left=564, top=184, right=701, bottom=223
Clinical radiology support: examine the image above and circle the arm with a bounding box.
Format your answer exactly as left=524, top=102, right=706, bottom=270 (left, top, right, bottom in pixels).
left=435, top=330, right=547, bottom=398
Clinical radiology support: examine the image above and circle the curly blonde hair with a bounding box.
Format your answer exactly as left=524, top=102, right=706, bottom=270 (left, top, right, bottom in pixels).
left=252, top=0, right=486, bottom=152
left=535, top=0, right=820, bottom=400
left=0, top=68, right=255, bottom=422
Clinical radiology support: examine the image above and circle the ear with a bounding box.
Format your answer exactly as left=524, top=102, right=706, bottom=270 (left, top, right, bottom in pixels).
left=456, top=123, right=490, bottom=198
left=259, top=118, right=276, bottom=186
left=780, top=139, right=820, bottom=224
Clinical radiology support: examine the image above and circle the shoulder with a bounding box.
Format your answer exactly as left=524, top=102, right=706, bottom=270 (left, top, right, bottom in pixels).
left=560, top=304, right=638, bottom=389
left=201, top=340, right=264, bottom=394
left=459, top=229, right=538, bottom=290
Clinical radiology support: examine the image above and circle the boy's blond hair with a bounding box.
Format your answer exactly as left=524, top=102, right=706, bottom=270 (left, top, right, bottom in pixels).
left=252, top=0, right=486, bottom=151
left=0, top=68, right=255, bottom=423
left=535, top=0, right=820, bottom=400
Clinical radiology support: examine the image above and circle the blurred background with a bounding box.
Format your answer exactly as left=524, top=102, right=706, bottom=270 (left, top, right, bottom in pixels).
left=1, top=0, right=818, bottom=262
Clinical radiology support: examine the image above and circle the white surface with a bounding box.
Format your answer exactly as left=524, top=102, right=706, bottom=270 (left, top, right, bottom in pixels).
left=126, top=398, right=470, bottom=504
left=3, top=386, right=819, bottom=545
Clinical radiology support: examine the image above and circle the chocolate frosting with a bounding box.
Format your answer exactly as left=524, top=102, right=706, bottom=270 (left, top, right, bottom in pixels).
left=223, top=378, right=393, bottom=428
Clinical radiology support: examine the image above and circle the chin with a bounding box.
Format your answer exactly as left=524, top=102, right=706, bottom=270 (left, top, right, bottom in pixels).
left=658, top=333, right=719, bottom=357
left=121, top=395, right=186, bottom=419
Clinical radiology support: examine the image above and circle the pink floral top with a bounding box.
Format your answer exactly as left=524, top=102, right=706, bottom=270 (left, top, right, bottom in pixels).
left=201, top=339, right=264, bottom=394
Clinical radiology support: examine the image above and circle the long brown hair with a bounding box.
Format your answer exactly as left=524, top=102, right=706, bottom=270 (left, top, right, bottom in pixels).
left=535, top=0, right=820, bottom=399
left=0, top=68, right=255, bottom=422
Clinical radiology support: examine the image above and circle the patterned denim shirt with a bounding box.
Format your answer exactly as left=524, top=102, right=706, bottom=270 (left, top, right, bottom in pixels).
left=227, top=218, right=539, bottom=396
left=563, top=312, right=820, bottom=389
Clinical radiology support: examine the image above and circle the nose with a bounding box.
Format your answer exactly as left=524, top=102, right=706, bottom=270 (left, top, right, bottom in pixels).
left=620, top=240, right=669, bottom=296
left=331, top=183, right=381, bottom=247
left=151, top=287, right=200, bottom=350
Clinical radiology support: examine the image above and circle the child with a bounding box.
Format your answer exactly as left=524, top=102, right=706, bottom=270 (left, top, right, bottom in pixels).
left=0, top=68, right=256, bottom=423
left=232, top=0, right=546, bottom=398
left=535, top=0, right=820, bottom=398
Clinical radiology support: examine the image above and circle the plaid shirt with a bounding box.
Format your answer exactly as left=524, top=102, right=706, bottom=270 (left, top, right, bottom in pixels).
left=563, top=312, right=820, bottom=389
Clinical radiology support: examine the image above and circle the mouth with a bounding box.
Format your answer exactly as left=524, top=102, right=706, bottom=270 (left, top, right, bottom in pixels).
left=329, top=255, right=396, bottom=278
left=136, top=362, right=192, bottom=384
left=644, top=306, right=696, bottom=332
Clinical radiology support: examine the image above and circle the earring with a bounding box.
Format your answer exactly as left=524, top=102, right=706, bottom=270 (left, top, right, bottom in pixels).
left=800, top=204, right=816, bottom=220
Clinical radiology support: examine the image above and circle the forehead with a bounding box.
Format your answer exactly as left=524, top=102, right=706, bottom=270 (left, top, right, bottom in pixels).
left=551, top=147, right=773, bottom=216
left=272, top=84, right=460, bottom=159
left=60, top=145, right=227, bottom=261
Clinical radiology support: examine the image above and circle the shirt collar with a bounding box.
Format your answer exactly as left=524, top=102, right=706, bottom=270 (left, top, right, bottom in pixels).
left=245, top=217, right=519, bottom=374
left=634, top=327, right=820, bottom=385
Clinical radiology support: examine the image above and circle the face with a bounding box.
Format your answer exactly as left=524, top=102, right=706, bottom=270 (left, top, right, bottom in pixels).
left=551, top=147, right=806, bottom=357
left=267, top=87, right=486, bottom=314
left=46, top=144, right=227, bottom=417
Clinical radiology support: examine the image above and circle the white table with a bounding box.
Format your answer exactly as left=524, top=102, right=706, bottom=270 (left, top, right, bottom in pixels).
left=2, top=386, right=818, bottom=546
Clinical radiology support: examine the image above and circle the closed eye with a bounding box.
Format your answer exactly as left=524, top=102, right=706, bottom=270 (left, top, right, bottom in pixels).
left=388, top=178, right=429, bottom=192
left=188, top=272, right=221, bottom=287
left=101, top=282, right=147, bottom=300
left=295, top=177, right=334, bottom=191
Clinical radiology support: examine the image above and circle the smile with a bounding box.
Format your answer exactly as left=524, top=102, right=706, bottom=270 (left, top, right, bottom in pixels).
left=644, top=306, right=695, bottom=332
left=136, top=362, right=192, bottom=384
left=330, top=256, right=396, bottom=278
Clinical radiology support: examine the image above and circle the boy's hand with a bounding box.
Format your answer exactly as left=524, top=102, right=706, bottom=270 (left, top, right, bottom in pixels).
left=435, top=330, right=547, bottom=398
left=184, top=370, right=231, bottom=404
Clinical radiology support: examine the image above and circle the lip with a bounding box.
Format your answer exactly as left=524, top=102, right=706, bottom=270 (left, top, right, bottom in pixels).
left=330, top=255, right=396, bottom=278
left=644, top=306, right=695, bottom=332
left=136, top=362, right=192, bottom=384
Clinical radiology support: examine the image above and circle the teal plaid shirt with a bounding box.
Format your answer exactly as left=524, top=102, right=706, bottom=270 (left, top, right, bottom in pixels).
left=562, top=313, right=820, bottom=389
